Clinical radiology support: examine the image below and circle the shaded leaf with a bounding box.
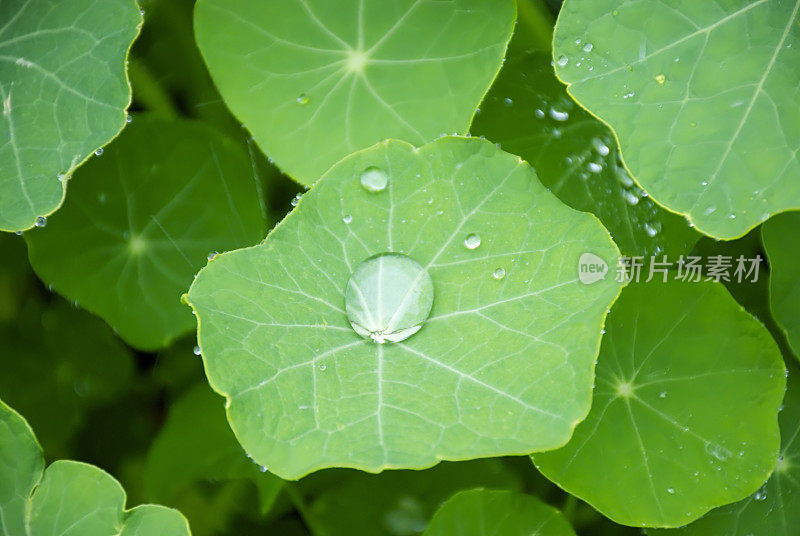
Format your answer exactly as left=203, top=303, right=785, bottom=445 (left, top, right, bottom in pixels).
left=473, top=47, right=699, bottom=257
left=194, top=0, right=516, bottom=185
left=25, top=115, right=266, bottom=350
left=0, top=0, right=141, bottom=231
left=0, top=399, right=191, bottom=535
left=534, top=279, right=786, bottom=527
left=423, top=489, right=577, bottom=536
left=552, top=0, right=800, bottom=239
left=762, top=211, right=800, bottom=360
left=307, top=459, right=522, bottom=536
left=144, top=383, right=282, bottom=514
left=186, top=136, right=623, bottom=479
left=0, top=300, right=133, bottom=458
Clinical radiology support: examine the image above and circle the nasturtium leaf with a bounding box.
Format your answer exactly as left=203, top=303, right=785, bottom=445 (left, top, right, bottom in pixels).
left=762, top=212, right=800, bottom=360
left=424, top=489, right=577, bottom=536
left=473, top=48, right=699, bottom=258
left=654, top=361, right=800, bottom=535
left=307, top=459, right=522, bottom=536
left=193, top=0, right=516, bottom=185
left=0, top=399, right=191, bottom=536
left=145, top=383, right=282, bottom=514
left=187, top=136, right=623, bottom=479
left=0, top=0, right=141, bottom=232
left=24, top=115, right=266, bottom=351
left=534, top=280, right=786, bottom=528
left=0, top=300, right=133, bottom=458
left=552, top=0, right=800, bottom=239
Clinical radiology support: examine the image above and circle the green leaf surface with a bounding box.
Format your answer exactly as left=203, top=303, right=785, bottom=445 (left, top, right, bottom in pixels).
left=24, top=115, right=266, bottom=350
left=552, top=0, right=800, bottom=239
left=194, top=0, right=516, bottom=185
left=144, top=383, right=282, bottom=514
left=762, top=211, right=800, bottom=360
left=423, top=489, right=577, bottom=536
left=472, top=48, right=699, bottom=257
left=654, top=360, right=800, bottom=536
left=534, top=279, right=786, bottom=528
left=0, top=0, right=141, bottom=232
left=187, top=136, right=623, bottom=479
left=0, top=399, right=191, bottom=536
left=0, top=300, right=133, bottom=458
left=307, top=459, right=522, bottom=536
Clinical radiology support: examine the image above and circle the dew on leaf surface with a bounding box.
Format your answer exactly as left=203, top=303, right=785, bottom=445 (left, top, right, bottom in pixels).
left=464, top=233, right=481, bottom=250
left=493, top=267, right=506, bottom=280
left=296, top=93, right=310, bottom=105
left=344, top=253, right=434, bottom=344
left=360, top=166, right=388, bottom=193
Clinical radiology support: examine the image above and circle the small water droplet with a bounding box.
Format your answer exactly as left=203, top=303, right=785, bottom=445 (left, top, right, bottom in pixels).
left=318, top=364, right=327, bottom=371
left=582, top=42, right=593, bottom=52
left=360, top=166, right=388, bottom=193
left=342, top=214, right=353, bottom=224
left=94, top=148, right=104, bottom=156
left=126, top=114, right=133, bottom=123
left=622, top=91, right=635, bottom=99
left=258, top=465, right=268, bottom=473
left=655, top=73, right=666, bottom=85
left=344, top=253, right=434, bottom=344
left=291, top=193, right=303, bottom=207
left=624, top=191, right=640, bottom=205
left=703, top=206, right=717, bottom=216
left=587, top=162, right=602, bottom=173
left=493, top=267, right=506, bottom=280
left=464, top=233, right=481, bottom=250
left=503, top=97, right=513, bottom=106
left=706, top=442, right=731, bottom=462
left=556, top=55, right=568, bottom=67
left=592, top=138, right=610, bottom=156
left=549, top=108, right=569, bottom=121
left=534, top=108, right=545, bottom=118
left=34, top=216, right=46, bottom=228
left=207, top=251, right=218, bottom=261
left=667, top=487, right=675, bottom=494
left=644, top=221, right=661, bottom=237
left=193, top=345, right=201, bottom=355
left=754, top=485, right=767, bottom=501
left=296, top=93, right=310, bottom=105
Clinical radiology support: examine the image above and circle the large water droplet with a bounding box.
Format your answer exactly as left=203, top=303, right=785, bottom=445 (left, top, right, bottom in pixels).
left=493, top=267, right=506, bottom=280
left=360, top=166, right=388, bottom=193
left=345, top=253, right=434, bottom=344
left=464, top=233, right=481, bottom=250
left=556, top=55, right=568, bottom=67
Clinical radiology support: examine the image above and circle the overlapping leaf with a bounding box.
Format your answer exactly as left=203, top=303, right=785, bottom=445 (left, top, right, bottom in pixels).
left=762, top=212, right=800, bottom=360
left=24, top=115, right=266, bottom=350
left=423, top=489, right=577, bottom=536
left=194, top=0, right=516, bottom=185
left=552, top=0, right=800, bottom=239
left=187, top=136, right=623, bottom=479
left=473, top=48, right=699, bottom=257
left=655, top=360, right=800, bottom=536
left=0, top=0, right=141, bottom=232
left=534, top=280, right=786, bottom=527
left=0, top=399, right=191, bottom=535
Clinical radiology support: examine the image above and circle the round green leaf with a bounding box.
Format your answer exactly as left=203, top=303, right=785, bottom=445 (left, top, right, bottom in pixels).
left=534, top=279, right=786, bottom=528
left=186, top=136, right=623, bottom=479
left=194, top=0, right=516, bottom=185
left=25, top=115, right=266, bottom=350
left=472, top=48, right=700, bottom=258
left=423, top=489, right=577, bottom=536
left=762, top=211, right=800, bottom=360
left=0, top=0, right=141, bottom=232
left=552, top=0, right=800, bottom=239
left=654, top=360, right=800, bottom=535
left=144, top=383, right=282, bottom=514
left=0, top=399, right=191, bottom=536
